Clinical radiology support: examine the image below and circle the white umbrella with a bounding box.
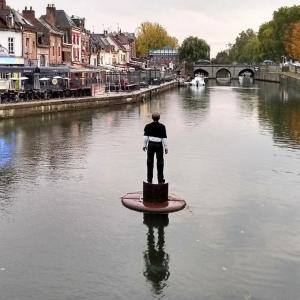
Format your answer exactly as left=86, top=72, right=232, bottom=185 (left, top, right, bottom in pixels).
left=11, top=76, right=29, bottom=80
left=53, top=76, right=63, bottom=79
left=39, top=77, right=50, bottom=91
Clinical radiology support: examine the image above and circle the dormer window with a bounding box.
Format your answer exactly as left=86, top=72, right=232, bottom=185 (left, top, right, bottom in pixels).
left=7, top=12, right=14, bottom=28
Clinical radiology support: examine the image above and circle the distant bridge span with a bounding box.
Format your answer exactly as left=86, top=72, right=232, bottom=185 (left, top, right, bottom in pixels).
left=193, top=64, right=257, bottom=79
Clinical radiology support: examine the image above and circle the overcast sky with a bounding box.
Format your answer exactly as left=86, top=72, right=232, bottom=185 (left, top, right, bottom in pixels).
left=9, top=0, right=300, bottom=57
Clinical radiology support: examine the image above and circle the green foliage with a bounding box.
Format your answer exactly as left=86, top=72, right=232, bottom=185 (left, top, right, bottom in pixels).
left=217, top=5, right=300, bottom=63
left=213, top=51, right=231, bottom=64
left=258, top=6, right=300, bottom=61
left=135, top=22, right=178, bottom=57
left=228, top=29, right=261, bottom=63
left=257, top=22, right=277, bottom=60
left=179, top=36, right=210, bottom=63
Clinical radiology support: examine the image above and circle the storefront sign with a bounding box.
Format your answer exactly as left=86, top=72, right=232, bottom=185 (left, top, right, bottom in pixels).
left=0, top=56, right=24, bottom=65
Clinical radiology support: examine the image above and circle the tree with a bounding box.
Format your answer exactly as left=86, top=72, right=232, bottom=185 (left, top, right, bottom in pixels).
left=258, top=21, right=277, bottom=60
left=135, top=22, right=178, bottom=57
left=257, top=6, right=300, bottom=61
left=272, top=6, right=300, bottom=60
left=214, top=51, right=231, bottom=64
left=285, top=21, right=300, bottom=60
left=228, top=29, right=261, bottom=63
left=179, top=36, right=210, bottom=63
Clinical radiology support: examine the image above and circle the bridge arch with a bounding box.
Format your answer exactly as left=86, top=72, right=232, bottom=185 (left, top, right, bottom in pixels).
left=238, top=68, right=255, bottom=77
left=216, top=68, right=231, bottom=78
left=193, top=64, right=257, bottom=79
left=194, top=68, right=209, bottom=77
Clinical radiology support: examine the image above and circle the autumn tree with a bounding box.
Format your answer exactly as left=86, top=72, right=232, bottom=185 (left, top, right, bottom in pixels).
left=135, top=22, right=178, bottom=57
left=285, top=20, right=300, bottom=60
left=179, top=36, right=210, bottom=63
left=257, top=6, right=300, bottom=61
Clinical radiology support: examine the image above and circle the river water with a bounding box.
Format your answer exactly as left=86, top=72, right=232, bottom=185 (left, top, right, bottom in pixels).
left=0, top=80, right=300, bottom=300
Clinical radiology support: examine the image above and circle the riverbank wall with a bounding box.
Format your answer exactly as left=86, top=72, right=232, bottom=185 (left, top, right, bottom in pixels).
left=255, top=70, right=300, bottom=86
left=255, top=71, right=281, bottom=83
left=0, top=81, right=177, bottom=120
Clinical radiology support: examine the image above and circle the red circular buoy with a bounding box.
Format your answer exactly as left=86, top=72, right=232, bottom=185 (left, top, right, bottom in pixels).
left=121, top=192, right=186, bottom=214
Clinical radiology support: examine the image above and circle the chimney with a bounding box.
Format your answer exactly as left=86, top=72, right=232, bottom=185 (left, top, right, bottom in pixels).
left=22, top=6, right=35, bottom=21
left=46, top=4, right=56, bottom=26
left=0, top=0, right=6, bottom=9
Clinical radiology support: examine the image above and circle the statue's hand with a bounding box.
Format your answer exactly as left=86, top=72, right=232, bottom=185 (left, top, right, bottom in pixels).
left=143, top=147, right=147, bottom=152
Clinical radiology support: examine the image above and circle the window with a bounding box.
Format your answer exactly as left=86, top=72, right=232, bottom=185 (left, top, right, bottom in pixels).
left=64, top=32, right=68, bottom=44
left=40, top=55, right=46, bottom=67
left=38, top=35, right=43, bottom=45
left=52, top=46, right=55, bottom=56
left=58, top=46, right=61, bottom=56
left=8, top=37, right=14, bottom=54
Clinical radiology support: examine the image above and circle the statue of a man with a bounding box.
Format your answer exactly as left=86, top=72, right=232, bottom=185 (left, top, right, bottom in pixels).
left=143, top=112, right=168, bottom=184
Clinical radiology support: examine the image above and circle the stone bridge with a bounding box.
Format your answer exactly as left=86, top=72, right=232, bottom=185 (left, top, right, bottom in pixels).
left=193, top=64, right=258, bottom=79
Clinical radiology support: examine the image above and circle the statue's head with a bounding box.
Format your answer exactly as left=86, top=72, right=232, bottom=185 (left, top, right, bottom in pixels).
left=152, top=112, right=160, bottom=122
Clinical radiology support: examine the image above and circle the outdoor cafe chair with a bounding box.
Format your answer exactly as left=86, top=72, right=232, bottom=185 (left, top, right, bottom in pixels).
left=18, top=91, right=27, bottom=102
left=3, top=91, right=10, bottom=103
left=8, top=90, right=17, bottom=102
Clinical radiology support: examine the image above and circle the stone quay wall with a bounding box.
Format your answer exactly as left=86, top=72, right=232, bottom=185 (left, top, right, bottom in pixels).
left=255, top=71, right=281, bottom=83
left=0, top=81, right=177, bottom=120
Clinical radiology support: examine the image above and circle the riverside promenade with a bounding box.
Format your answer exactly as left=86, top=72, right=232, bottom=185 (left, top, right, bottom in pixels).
left=0, top=81, right=177, bottom=119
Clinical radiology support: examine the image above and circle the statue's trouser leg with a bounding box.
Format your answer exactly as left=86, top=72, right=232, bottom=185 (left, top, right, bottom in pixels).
left=156, top=145, right=164, bottom=183
left=147, top=146, right=155, bottom=183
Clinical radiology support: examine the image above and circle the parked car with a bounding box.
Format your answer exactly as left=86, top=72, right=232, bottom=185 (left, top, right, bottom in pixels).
left=262, top=60, right=274, bottom=65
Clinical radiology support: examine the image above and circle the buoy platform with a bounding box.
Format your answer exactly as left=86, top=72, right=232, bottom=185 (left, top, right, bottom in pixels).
left=121, top=182, right=186, bottom=214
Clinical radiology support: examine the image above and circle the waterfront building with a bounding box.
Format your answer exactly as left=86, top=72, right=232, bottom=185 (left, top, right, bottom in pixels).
left=40, top=5, right=77, bottom=65
left=21, top=10, right=37, bottom=67
left=52, top=9, right=72, bottom=64
left=0, top=0, right=33, bottom=89
left=22, top=6, right=58, bottom=67
left=70, top=16, right=90, bottom=65
left=106, top=34, right=127, bottom=65
left=90, top=31, right=136, bottom=69
left=113, top=32, right=136, bottom=62
left=90, top=33, right=116, bottom=67
left=40, top=5, right=63, bottom=66
left=148, top=46, right=179, bottom=69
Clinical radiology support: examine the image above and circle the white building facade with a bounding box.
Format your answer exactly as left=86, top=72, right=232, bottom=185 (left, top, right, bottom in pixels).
left=0, top=31, right=23, bottom=59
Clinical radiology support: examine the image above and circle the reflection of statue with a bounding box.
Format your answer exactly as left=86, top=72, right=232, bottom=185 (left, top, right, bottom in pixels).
left=143, top=214, right=170, bottom=296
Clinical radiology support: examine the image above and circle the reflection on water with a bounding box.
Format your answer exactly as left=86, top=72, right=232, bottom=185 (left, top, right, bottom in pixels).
left=239, top=76, right=254, bottom=87
left=257, top=81, right=300, bottom=149
left=0, top=132, right=16, bottom=168
left=143, top=214, right=170, bottom=297
left=0, top=81, right=300, bottom=299
left=216, top=78, right=231, bottom=86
